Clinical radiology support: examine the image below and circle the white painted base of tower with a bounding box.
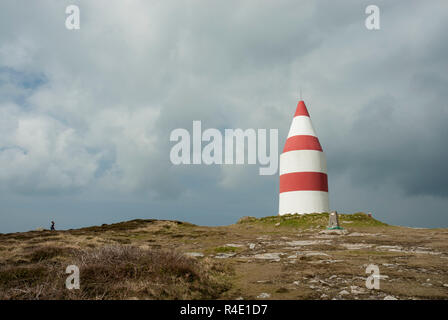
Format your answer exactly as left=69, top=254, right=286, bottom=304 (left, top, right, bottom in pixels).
left=279, top=191, right=329, bottom=215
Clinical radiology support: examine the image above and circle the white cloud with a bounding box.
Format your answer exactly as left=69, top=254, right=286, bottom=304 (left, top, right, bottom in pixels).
left=0, top=106, right=99, bottom=193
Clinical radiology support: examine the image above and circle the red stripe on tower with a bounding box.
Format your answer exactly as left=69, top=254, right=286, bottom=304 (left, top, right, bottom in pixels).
left=279, top=172, right=328, bottom=193
left=283, top=135, right=323, bottom=153
left=294, top=100, right=310, bottom=117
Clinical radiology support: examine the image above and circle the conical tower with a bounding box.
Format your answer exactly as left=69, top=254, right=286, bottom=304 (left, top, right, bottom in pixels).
left=278, top=100, right=329, bottom=215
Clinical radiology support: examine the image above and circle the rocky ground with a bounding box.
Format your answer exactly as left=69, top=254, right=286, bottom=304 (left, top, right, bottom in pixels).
left=1, top=212, right=447, bottom=299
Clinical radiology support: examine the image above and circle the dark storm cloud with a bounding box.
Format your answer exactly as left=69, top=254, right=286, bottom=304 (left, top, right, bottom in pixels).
left=329, top=90, right=448, bottom=197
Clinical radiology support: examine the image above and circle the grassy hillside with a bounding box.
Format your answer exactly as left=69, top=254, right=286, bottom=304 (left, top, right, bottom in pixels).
left=238, top=212, right=388, bottom=228
left=0, top=213, right=447, bottom=300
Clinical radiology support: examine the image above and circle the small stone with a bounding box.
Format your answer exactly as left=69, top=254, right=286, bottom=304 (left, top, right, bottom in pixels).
left=306, top=252, right=330, bottom=257
left=184, top=252, right=204, bottom=258
left=347, top=232, right=368, bottom=237
left=376, top=245, right=404, bottom=252
left=329, top=275, right=337, bottom=280
left=256, top=280, right=271, bottom=283
left=275, top=222, right=280, bottom=226
left=319, top=229, right=348, bottom=235
left=384, top=295, right=398, bottom=300
left=293, top=281, right=300, bottom=285
left=339, top=290, right=350, bottom=296
left=235, top=296, right=244, bottom=300
left=225, top=243, right=244, bottom=248
left=443, top=284, right=448, bottom=288
left=249, top=243, right=256, bottom=250
left=253, top=253, right=282, bottom=261
left=350, top=286, right=366, bottom=294
left=285, top=240, right=331, bottom=246
left=341, top=243, right=373, bottom=250
left=257, top=293, right=271, bottom=299
left=214, top=253, right=236, bottom=259
left=382, top=263, right=395, bottom=267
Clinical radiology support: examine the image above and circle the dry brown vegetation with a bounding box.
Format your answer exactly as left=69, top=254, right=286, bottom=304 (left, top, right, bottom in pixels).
left=0, top=213, right=447, bottom=300
left=0, top=244, right=230, bottom=300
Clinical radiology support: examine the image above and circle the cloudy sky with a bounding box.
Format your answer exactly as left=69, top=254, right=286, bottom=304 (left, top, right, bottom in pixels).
left=0, top=0, right=447, bottom=233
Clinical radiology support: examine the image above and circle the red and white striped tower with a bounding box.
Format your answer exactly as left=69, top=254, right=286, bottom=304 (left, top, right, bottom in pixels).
left=279, top=100, right=329, bottom=215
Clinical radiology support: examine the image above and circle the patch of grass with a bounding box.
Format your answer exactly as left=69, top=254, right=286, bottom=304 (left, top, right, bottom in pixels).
left=72, top=219, right=156, bottom=233
left=72, top=219, right=197, bottom=235
left=0, top=266, right=48, bottom=286
left=170, top=234, right=185, bottom=238
left=213, top=246, right=239, bottom=253
left=2, top=231, right=60, bottom=241
left=26, top=246, right=75, bottom=262
left=178, top=222, right=196, bottom=228
left=339, top=212, right=388, bottom=227
left=240, top=213, right=328, bottom=228
left=111, top=238, right=132, bottom=244
left=276, top=287, right=289, bottom=293
left=237, top=212, right=388, bottom=228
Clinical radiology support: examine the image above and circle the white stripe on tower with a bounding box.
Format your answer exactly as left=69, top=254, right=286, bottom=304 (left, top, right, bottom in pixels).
left=279, top=150, right=327, bottom=175
left=287, top=116, right=317, bottom=138
left=278, top=100, right=329, bottom=215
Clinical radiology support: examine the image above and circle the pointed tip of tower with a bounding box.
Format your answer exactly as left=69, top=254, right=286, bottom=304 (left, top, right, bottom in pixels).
left=294, top=100, right=310, bottom=117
